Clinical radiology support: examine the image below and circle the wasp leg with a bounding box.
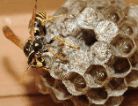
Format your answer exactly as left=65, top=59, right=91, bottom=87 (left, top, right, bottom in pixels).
left=54, top=52, right=69, bottom=63
left=48, top=48, right=68, bottom=63
left=53, top=36, right=80, bottom=49
left=41, top=13, right=67, bottom=25
left=2, top=26, right=24, bottom=49
left=47, top=14, right=66, bottom=21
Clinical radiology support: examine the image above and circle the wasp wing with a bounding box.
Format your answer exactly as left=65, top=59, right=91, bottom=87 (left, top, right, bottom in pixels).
left=2, top=26, right=24, bottom=49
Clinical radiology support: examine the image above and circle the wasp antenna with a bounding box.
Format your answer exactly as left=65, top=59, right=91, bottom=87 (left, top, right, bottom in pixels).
left=2, top=26, right=24, bottom=49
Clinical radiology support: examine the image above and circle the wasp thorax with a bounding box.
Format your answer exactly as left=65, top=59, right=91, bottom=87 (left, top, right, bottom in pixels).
left=23, top=40, right=33, bottom=56
left=23, top=36, right=47, bottom=69
left=33, top=39, right=43, bottom=52
left=24, top=38, right=44, bottom=56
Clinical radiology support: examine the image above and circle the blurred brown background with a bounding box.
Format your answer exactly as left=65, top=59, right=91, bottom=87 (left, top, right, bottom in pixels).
left=0, top=0, right=64, bottom=106
left=0, top=0, right=137, bottom=106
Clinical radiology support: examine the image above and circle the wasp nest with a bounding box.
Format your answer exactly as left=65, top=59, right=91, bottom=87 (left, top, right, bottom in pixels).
left=36, top=0, right=138, bottom=106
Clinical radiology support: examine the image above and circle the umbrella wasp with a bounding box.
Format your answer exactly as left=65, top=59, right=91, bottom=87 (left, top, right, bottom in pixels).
left=3, top=0, right=79, bottom=73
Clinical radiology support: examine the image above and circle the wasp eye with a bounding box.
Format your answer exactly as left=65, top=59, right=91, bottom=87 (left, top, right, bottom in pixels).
left=33, top=40, right=43, bottom=52
left=24, top=40, right=32, bottom=56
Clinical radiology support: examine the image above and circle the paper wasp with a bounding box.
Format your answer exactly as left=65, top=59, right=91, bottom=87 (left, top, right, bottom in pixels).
left=2, top=0, right=79, bottom=73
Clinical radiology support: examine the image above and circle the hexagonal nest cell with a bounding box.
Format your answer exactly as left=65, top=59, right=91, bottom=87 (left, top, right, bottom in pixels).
left=25, top=0, right=138, bottom=106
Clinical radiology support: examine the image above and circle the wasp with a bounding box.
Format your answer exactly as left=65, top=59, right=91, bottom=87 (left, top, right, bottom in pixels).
left=3, top=0, right=79, bottom=73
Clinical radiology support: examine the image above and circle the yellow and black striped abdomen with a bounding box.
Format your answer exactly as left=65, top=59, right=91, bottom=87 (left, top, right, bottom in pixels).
left=34, top=12, right=47, bottom=36
left=35, top=12, right=47, bottom=26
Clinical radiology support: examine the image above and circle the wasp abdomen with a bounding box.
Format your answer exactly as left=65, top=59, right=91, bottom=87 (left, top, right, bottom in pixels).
left=34, top=20, right=46, bottom=36
left=34, top=12, right=47, bottom=36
